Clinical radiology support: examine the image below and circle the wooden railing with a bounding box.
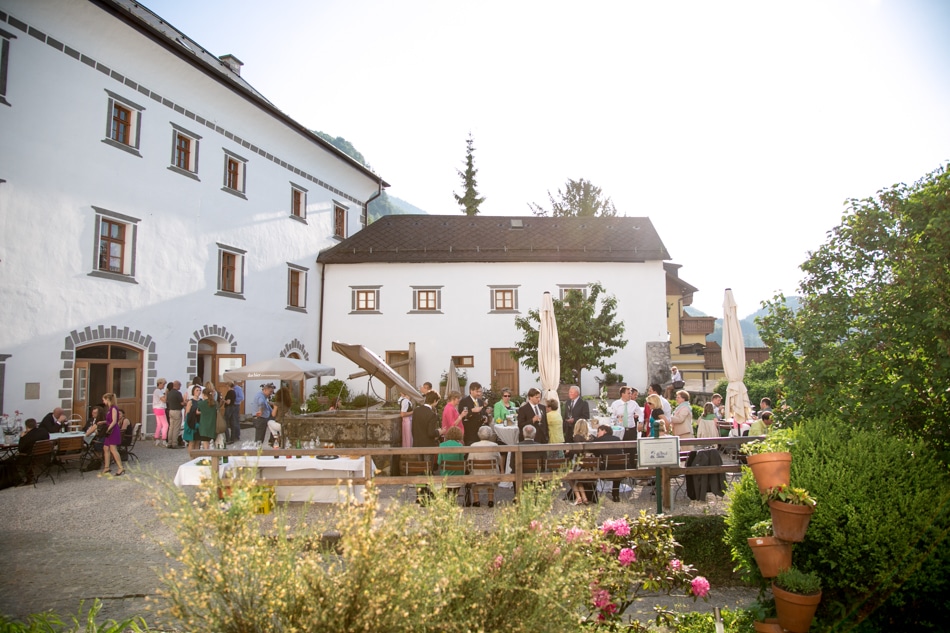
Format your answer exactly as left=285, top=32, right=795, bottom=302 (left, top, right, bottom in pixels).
left=191, top=436, right=759, bottom=512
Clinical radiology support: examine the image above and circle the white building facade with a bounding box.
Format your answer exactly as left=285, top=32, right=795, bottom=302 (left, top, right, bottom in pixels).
left=317, top=215, right=673, bottom=399
left=0, top=0, right=385, bottom=432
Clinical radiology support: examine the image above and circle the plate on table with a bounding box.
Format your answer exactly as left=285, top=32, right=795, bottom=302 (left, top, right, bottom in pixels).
left=316, top=455, right=339, bottom=460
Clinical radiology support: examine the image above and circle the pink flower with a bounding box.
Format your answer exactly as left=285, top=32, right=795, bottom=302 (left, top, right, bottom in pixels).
left=592, top=589, right=613, bottom=609
left=565, top=527, right=587, bottom=543
left=529, top=520, right=542, bottom=532
left=492, top=555, right=504, bottom=571
left=668, top=558, right=682, bottom=571
left=618, top=547, right=636, bottom=566
left=691, top=576, right=710, bottom=598
left=601, top=517, right=631, bottom=537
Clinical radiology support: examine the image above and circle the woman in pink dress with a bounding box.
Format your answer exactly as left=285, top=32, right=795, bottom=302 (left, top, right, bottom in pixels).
left=100, top=392, right=124, bottom=476
left=441, top=391, right=464, bottom=439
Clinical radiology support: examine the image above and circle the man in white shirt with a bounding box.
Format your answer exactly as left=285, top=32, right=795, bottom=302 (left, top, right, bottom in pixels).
left=609, top=387, right=642, bottom=431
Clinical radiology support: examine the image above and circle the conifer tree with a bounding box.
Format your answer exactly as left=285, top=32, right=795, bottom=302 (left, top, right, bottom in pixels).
left=453, top=133, right=485, bottom=216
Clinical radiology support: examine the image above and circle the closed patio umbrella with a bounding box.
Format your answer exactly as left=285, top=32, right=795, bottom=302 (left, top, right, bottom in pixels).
left=722, top=288, right=752, bottom=423
left=538, top=291, right=561, bottom=404
left=446, top=358, right=462, bottom=397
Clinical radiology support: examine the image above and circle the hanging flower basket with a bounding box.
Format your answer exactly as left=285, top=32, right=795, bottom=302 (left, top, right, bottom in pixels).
left=768, top=500, right=815, bottom=543
left=772, top=582, right=822, bottom=633
left=746, top=452, right=792, bottom=495
left=747, top=536, right=793, bottom=578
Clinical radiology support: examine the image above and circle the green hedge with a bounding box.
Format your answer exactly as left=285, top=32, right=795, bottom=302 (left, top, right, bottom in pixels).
left=724, top=416, right=950, bottom=631
left=673, top=516, right=748, bottom=587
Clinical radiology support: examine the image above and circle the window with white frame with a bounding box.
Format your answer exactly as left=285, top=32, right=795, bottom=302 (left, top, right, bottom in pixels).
left=489, top=285, right=520, bottom=313
left=222, top=149, right=247, bottom=198
left=350, top=286, right=381, bottom=314
left=410, top=286, right=443, bottom=314
left=168, top=123, right=201, bottom=178
left=216, top=244, right=246, bottom=298
left=333, top=203, right=347, bottom=238
left=558, top=284, right=589, bottom=305
left=287, top=263, right=308, bottom=311
left=290, top=183, right=307, bottom=221
left=88, top=206, right=139, bottom=284
left=0, top=27, right=16, bottom=107
left=102, top=90, right=145, bottom=156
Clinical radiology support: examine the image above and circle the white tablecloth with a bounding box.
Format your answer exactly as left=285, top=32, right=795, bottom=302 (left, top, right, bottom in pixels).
left=173, top=457, right=223, bottom=486
left=49, top=432, right=87, bottom=441
left=225, top=455, right=374, bottom=503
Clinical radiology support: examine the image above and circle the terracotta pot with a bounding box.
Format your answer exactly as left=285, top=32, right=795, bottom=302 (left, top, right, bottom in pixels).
left=772, top=582, right=822, bottom=633
left=746, top=451, right=792, bottom=494
left=769, top=500, right=815, bottom=543
left=748, top=535, right=793, bottom=578
left=752, top=618, right=783, bottom=633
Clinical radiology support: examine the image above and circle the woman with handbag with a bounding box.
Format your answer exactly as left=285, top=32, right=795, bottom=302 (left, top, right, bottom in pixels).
left=183, top=385, right=202, bottom=450
left=100, top=393, right=124, bottom=477
left=197, top=386, right=218, bottom=450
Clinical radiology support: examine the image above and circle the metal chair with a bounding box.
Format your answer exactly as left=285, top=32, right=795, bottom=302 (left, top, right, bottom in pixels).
left=601, top=453, right=629, bottom=500
left=120, top=422, right=141, bottom=463
left=468, top=458, right=500, bottom=507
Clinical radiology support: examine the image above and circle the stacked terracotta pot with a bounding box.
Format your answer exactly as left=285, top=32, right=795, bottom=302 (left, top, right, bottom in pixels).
left=747, top=452, right=821, bottom=633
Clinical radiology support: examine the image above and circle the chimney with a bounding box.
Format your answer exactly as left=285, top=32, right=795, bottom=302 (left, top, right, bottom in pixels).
left=218, top=54, right=244, bottom=76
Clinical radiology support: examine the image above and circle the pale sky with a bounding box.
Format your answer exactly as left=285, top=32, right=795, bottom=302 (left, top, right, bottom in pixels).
left=144, top=0, right=950, bottom=316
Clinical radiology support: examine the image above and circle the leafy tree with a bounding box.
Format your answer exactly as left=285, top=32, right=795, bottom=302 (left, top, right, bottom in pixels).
left=759, top=163, right=950, bottom=457
left=453, top=133, right=485, bottom=216
left=528, top=178, right=618, bottom=217
left=512, top=283, right=627, bottom=385
left=314, top=130, right=368, bottom=167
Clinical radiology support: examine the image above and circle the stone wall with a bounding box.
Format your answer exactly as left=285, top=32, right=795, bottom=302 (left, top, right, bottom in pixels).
left=645, top=341, right=672, bottom=389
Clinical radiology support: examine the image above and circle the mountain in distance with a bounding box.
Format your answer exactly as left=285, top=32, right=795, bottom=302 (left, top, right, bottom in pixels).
left=313, top=131, right=430, bottom=221
left=686, top=296, right=801, bottom=347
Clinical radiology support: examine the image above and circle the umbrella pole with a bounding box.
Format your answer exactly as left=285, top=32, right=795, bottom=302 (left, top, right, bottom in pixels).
left=652, top=419, right=663, bottom=513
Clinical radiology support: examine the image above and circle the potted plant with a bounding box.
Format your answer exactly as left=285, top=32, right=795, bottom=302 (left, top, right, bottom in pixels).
left=740, top=429, right=793, bottom=495
left=748, top=599, right=782, bottom=633
left=763, top=484, right=817, bottom=543
left=772, top=567, right=822, bottom=633
left=747, top=519, right=793, bottom=579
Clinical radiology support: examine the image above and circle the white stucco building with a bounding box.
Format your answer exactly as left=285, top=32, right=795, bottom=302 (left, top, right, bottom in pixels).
left=0, top=0, right=386, bottom=432
left=316, top=215, right=673, bottom=399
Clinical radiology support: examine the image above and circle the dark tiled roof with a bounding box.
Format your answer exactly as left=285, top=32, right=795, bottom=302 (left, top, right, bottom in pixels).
left=317, top=215, right=670, bottom=264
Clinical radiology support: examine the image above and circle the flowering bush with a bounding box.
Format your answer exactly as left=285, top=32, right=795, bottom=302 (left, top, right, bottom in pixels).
left=560, top=512, right=710, bottom=626
left=148, top=472, right=710, bottom=632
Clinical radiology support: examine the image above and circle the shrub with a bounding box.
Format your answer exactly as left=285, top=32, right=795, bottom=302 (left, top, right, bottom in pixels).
left=674, top=515, right=749, bottom=587
left=0, top=600, right=147, bottom=632
left=726, top=415, right=950, bottom=631
left=348, top=393, right=379, bottom=408
left=148, top=473, right=710, bottom=632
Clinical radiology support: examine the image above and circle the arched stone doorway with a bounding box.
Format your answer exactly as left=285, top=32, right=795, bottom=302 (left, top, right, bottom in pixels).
left=72, top=342, right=143, bottom=426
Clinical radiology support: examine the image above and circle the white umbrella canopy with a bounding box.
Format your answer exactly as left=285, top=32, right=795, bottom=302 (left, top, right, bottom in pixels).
left=222, top=357, right=335, bottom=382
left=722, top=288, right=752, bottom=423
left=446, top=358, right=462, bottom=397
left=538, top=291, right=561, bottom=404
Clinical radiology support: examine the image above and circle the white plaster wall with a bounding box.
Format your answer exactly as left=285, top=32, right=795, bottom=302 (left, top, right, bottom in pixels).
left=319, top=260, right=669, bottom=399
left=0, top=0, right=380, bottom=428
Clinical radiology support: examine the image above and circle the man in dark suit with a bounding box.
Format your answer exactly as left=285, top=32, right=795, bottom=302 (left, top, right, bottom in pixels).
left=591, top=424, right=625, bottom=502
left=562, top=385, right=590, bottom=441
left=412, top=391, right=442, bottom=462
left=458, top=381, right=489, bottom=446
left=517, top=388, right=549, bottom=444
left=39, top=408, right=66, bottom=434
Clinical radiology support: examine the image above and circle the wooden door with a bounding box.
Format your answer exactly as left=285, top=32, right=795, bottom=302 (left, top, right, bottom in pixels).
left=72, top=359, right=140, bottom=423
left=386, top=350, right=410, bottom=402
left=491, top=348, right=519, bottom=396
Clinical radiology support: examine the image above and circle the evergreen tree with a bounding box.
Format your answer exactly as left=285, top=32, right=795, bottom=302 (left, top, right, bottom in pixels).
left=529, top=178, right=618, bottom=217
left=453, top=133, right=485, bottom=216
